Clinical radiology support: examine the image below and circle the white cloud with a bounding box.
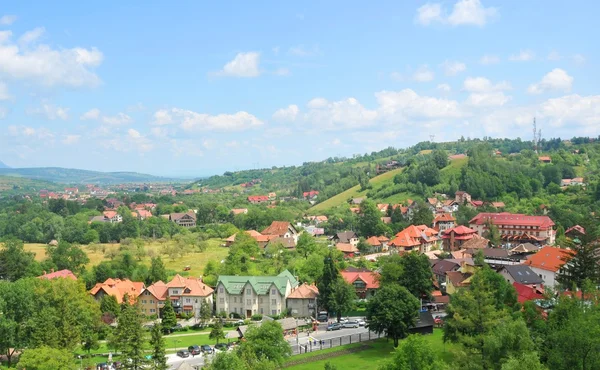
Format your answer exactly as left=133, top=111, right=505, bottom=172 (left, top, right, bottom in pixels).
left=216, top=52, right=260, bottom=77
left=202, top=139, right=216, bottom=150
left=447, top=0, right=497, bottom=26
left=480, top=54, right=500, bottom=65
left=225, top=140, right=239, bottom=148
left=307, top=98, right=328, bottom=109
left=331, top=138, right=341, bottom=145
left=463, top=77, right=511, bottom=92
left=547, top=51, right=561, bottom=61
left=0, top=15, right=17, bottom=26
left=150, top=127, right=169, bottom=138
left=288, top=45, right=320, bottom=57
left=80, top=108, right=100, bottom=121
left=413, top=65, right=434, bottom=82
left=304, top=97, right=378, bottom=129
left=390, top=72, right=404, bottom=82
left=509, top=50, right=535, bottom=62
left=62, top=134, right=80, bottom=144
left=273, top=68, right=290, bottom=76
left=540, top=94, right=600, bottom=129
left=128, top=128, right=141, bottom=139
left=375, top=89, right=463, bottom=119
left=152, top=109, right=173, bottom=125
left=272, top=104, right=299, bottom=121
left=80, top=108, right=132, bottom=125
left=441, top=60, right=466, bottom=76
left=572, top=54, right=586, bottom=65
left=163, top=108, right=263, bottom=131
left=465, top=92, right=510, bottom=107
left=27, top=103, right=69, bottom=120
left=0, top=31, right=13, bottom=43
left=415, top=3, right=443, bottom=25
left=0, top=81, right=10, bottom=100
left=18, top=27, right=45, bottom=45
left=417, top=0, right=497, bottom=27
left=103, top=129, right=153, bottom=153
left=528, top=69, right=573, bottom=94
left=73, top=47, right=103, bottom=67
left=437, top=83, right=451, bottom=93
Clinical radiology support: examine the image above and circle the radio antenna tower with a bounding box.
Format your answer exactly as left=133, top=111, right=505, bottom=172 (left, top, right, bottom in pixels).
left=532, top=118, right=541, bottom=153
left=429, top=134, right=435, bottom=143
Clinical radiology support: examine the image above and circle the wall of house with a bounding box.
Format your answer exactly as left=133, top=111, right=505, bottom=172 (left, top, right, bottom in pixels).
left=139, top=290, right=162, bottom=316
left=529, top=266, right=556, bottom=287
left=215, top=282, right=285, bottom=317
left=286, top=298, right=316, bottom=318
left=499, top=269, right=516, bottom=285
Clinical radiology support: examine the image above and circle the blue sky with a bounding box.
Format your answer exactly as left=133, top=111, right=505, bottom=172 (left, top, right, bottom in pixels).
left=0, top=1, right=598, bottom=177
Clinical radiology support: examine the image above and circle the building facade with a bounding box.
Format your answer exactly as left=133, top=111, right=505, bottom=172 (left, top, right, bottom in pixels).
left=469, top=213, right=556, bottom=245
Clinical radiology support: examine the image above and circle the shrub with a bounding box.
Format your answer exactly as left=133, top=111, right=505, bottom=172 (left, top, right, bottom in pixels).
left=251, top=314, right=263, bottom=321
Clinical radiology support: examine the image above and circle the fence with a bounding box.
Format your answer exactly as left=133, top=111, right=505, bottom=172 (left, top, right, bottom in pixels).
left=290, top=331, right=383, bottom=355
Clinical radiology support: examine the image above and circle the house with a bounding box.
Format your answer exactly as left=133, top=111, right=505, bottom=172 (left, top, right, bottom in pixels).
left=340, top=269, right=380, bottom=299
left=268, top=192, right=277, bottom=200
left=433, top=213, right=456, bottom=236
left=334, top=231, right=359, bottom=246
left=538, top=156, right=552, bottom=163
left=261, top=221, right=299, bottom=244
left=215, top=270, right=299, bottom=318
left=509, top=243, right=540, bottom=254
left=336, top=243, right=359, bottom=257
left=513, top=282, right=545, bottom=304
left=140, top=275, right=214, bottom=317
left=305, top=215, right=328, bottom=225
left=442, top=199, right=460, bottom=213
left=469, top=200, right=484, bottom=208
left=247, top=195, right=270, bottom=204
left=431, top=259, right=461, bottom=288
left=565, top=225, right=585, bottom=240
left=409, top=311, right=434, bottom=335
left=376, top=204, right=389, bottom=213
left=286, top=283, right=319, bottom=318
left=458, top=234, right=489, bottom=250
left=303, top=191, right=319, bottom=200
left=103, top=211, right=122, bottom=223
left=389, top=225, right=440, bottom=253
left=266, top=237, right=296, bottom=250
left=304, top=225, right=325, bottom=237
left=427, top=197, right=441, bottom=210
left=523, top=246, right=574, bottom=288
left=469, top=213, right=556, bottom=245
left=380, top=216, right=392, bottom=224
left=445, top=271, right=473, bottom=294
left=365, top=236, right=389, bottom=253
left=225, top=230, right=273, bottom=248
left=491, top=202, right=505, bottom=209
left=499, top=265, right=543, bottom=286
left=168, top=211, right=197, bottom=228
left=442, top=225, right=478, bottom=251
left=38, top=269, right=77, bottom=280
left=455, top=191, right=472, bottom=204
left=64, top=187, right=79, bottom=195
left=90, top=278, right=145, bottom=304
left=231, top=208, right=249, bottom=215
left=133, top=209, right=152, bottom=220
left=351, top=198, right=364, bottom=205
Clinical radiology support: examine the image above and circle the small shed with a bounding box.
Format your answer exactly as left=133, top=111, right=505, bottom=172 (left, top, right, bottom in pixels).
left=409, top=311, right=434, bottom=335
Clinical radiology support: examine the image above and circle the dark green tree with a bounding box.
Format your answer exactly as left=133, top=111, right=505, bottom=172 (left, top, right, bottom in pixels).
left=378, top=334, right=447, bottom=370
left=209, top=320, right=225, bottom=344
left=317, top=253, right=339, bottom=313
left=111, top=302, right=147, bottom=369
left=431, top=150, right=449, bottom=169
left=329, top=278, right=356, bottom=322
left=366, top=284, right=420, bottom=347
left=379, top=253, right=433, bottom=299
left=358, top=200, right=386, bottom=237
left=16, top=346, right=77, bottom=370
left=149, top=323, right=168, bottom=370
left=198, top=300, right=212, bottom=327
left=557, top=239, right=600, bottom=294
left=239, top=321, right=292, bottom=366
left=296, top=232, right=318, bottom=258
left=161, top=299, right=177, bottom=331
left=100, top=294, right=120, bottom=318
left=410, top=201, right=433, bottom=227
left=46, top=240, right=89, bottom=274
left=148, top=256, right=167, bottom=284
left=0, top=238, right=39, bottom=281
left=483, top=219, right=501, bottom=247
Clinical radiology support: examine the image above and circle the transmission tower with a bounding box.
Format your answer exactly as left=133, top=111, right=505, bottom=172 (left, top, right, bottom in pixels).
left=429, top=134, right=435, bottom=143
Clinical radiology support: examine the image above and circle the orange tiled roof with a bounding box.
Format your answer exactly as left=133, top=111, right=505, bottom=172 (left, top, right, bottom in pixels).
left=524, top=246, right=574, bottom=272
left=366, top=236, right=382, bottom=246
left=90, top=278, right=144, bottom=304
left=340, top=270, right=380, bottom=289
left=288, top=283, right=319, bottom=299
left=38, top=269, right=77, bottom=280
left=261, top=221, right=293, bottom=237
left=390, top=225, right=439, bottom=248
left=336, top=243, right=358, bottom=253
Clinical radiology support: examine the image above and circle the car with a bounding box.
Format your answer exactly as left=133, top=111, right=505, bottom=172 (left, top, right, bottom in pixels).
left=214, top=343, right=229, bottom=352
left=356, top=319, right=366, bottom=326
left=317, top=314, right=328, bottom=322
left=188, top=345, right=201, bottom=355
left=339, top=317, right=349, bottom=324
left=171, top=323, right=183, bottom=331
left=176, top=350, right=190, bottom=358
left=96, top=363, right=109, bottom=370
left=233, top=319, right=245, bottom=325
left=327, top=323, right=342, bottom=331
left=343, top=320, right=359, bottom=328
left=201, top=344, right=214, bottom=354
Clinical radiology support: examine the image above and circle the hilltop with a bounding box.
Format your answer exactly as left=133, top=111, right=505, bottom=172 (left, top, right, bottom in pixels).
left=0, top=167, right=183, bottom=184
left=0, top=160, right=9, bottom=169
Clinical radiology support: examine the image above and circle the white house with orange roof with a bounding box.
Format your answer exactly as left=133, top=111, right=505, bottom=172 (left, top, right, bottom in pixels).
left=140, top=275, right=214, bottom=317
left=286, top=283, right=319, bottom=318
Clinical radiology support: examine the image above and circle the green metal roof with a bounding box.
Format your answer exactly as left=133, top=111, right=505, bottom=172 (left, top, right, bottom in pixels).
left=217, top=270, right=298, bottom=296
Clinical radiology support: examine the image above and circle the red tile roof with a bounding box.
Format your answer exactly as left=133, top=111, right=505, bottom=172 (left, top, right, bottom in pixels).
left=442, top=225, right=477, bottom=240
left=261, top=221, right=294, bottom=237
left=303, top=191, right=319, bottom=198
left=288, top=283, right=319, bottom=299
left=524, top=246, right=574, bottom=272
left=565, top=225, right=585, bottom=235
left=390, top=225, right=438, bottom=248
left=366, top=236, right=383, bottom=246
left=513, top=282, right=544, bottom=303
left=166, top=274, right=214, bottom=297
left=469, top=213, right=555, bottom=228
left=38, top=269, right=77, bottom=280
left=90, top=278, right=145, bottom=304
left=434, top=213, right=456, bottom=222
left=336, top=243, right=358, bottom=254
left=248, top=195, right=269, bottom=202
left=341, top=270, right=380, bottom=289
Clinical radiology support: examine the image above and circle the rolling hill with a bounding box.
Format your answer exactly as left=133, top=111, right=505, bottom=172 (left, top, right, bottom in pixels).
left=0, top=167, right=182, bottom=184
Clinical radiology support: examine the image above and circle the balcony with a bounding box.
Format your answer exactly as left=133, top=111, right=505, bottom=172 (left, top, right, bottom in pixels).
left=308, top=303, right=315, bottom=309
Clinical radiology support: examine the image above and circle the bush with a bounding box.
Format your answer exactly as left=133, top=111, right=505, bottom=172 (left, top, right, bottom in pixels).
left=229, top=312, right=242, bottom=319
left=217, top=311, right=228, bottom=319
left=251, top=314, right=263, bottom=321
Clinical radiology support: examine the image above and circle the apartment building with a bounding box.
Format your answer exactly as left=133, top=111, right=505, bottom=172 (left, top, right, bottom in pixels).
left=215, top=270, right=298, bottom=318
left=139, top=275, right=214, bottom=317
left=469, top=213, right=556, bottom=245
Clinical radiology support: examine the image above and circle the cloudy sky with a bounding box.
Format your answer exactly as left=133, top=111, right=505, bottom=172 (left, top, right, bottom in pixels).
left=0, top=1, right=598, bottom=176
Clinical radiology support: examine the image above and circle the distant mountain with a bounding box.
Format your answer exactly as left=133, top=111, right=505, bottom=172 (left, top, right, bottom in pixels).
left=0, top=167, right=182, bottom=184
left=0, top=161, right=9, bottom=169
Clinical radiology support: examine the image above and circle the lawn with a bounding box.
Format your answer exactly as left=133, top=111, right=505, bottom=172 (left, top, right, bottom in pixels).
left=309, top=168, right=404, bottom=213
left=285, top=330, right=455, bottom=370
left=24, top=238, right=229, bottom=277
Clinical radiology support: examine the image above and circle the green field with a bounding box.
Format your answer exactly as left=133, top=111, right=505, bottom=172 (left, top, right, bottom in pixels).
left=285, top=330, right=455, bottom=369
left=309, top=168, right=404, bottom=213
left=24, top=238, right=229, bottom=277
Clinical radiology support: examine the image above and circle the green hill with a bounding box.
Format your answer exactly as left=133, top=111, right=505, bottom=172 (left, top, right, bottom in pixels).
left=0, top=167, right=182, bottom=184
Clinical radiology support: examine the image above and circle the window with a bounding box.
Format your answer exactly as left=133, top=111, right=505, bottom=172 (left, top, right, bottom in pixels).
left=246, top=299, right=251, bottom=305
left=150, top=309, right=156, bottom=313
left=272, top=310, right=276, bottom=315
left=259, top=298, right=263, bottom=304
left=186, top=298, right=191, bottom=303
left=219, top=298, right=224, bottom=304
left=234, top=307, right=237, bottom=313
left=172, top=290, right=179, bottom=294
left=150, top=300, right=154, bottom=304
left=246, top=288, right=251, bottom=295
left=234, top=297, right=237, bottom=303
left=271, top=299, right=276, bottom=305
left=142, top=300, right=147, bottom=304
left=219, top=287, right=224, bottom=294
left=260, top=308, right=264, bottom=314
left=271, top=289, right=276, bottom=295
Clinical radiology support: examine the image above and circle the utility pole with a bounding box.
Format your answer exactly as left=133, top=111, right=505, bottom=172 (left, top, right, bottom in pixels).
left=533, top=118, right=538, bottom=153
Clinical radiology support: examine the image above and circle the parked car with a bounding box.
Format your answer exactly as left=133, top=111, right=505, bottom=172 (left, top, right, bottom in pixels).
left=343, top=320, right=359, bottom=328
left=171, top=323, right=183, bottom=331
left=176, top=350, right=190, bottom=358
left=233, top=319, right=245, bottom=325
left=188, top=345, right=201, bottom=355
left=96, top=363, right=109, bottom=370
left=339, top=317, right=349, bottom=324
left=201, top=344, right=213, bottom=354
left=327, top=323, right=342, bottom=331
left=356, top=319, right=366, bottom=326
left=214, top=343, right=229, bottom=352
left=317, top=314, right=328, bottom=322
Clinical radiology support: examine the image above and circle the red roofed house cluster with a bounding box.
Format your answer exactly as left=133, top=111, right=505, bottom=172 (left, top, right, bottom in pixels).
left=442, top=225, right=478, bottom=251
left=341, top=269, right=380, bottom=299
left=389, top=225, right=440, bottom=253
left=469, top=213, right=556, bottom=245
left=247, top=195, right=270, bottom=204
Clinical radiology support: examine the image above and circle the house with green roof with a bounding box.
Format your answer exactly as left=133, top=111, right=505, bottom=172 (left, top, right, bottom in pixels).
left=215, top=270, right=299, bottom=318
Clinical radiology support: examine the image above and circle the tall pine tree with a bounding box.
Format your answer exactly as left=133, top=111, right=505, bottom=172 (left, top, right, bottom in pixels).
left=317, top=253, right=339, bottom=314
left=149, top=324, right=167, bottom=370
left=161, top=300, right=177, bottom=332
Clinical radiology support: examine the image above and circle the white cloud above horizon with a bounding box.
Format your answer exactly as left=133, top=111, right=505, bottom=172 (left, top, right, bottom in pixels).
left=528, top=68, right=573, bottom=94
left=416, top=0, right=497, bottom=27
left=214, top=52, right=261, bottom=77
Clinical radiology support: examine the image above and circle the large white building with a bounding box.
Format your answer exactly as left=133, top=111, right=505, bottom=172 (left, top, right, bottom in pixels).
left=215, top=270, right=298, bottom=318
left=469, top=213, right=556, bottom=245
